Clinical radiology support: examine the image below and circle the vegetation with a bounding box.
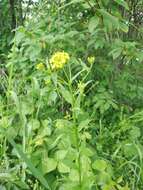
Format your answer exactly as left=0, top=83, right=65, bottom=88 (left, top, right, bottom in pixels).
left=0, top=0, right=143, bottom=189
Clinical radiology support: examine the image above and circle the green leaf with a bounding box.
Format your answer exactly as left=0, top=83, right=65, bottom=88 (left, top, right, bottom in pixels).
left=80, top=146, right=94, bottom=157
left=21, top=100, right=34, bottom=115
left=0, top=173, right=12, bottom=180
left=114, top=0, right=129, bottom=10
left=88, top=16, right=99, bottom=33
left=42, top=158, right=57, bottom=174
left=28, top=119, right=40, bottom=130
left=96, top=171, right=111, bottom=185
left=94, top=38, right=105, bottom=49
left=109, top=47, right=122, bottom=59
left=120, top=22, right=129, bottom=33
left=81, top=155, right=91, bottom=172
left=55, top=150, right=68, bottom=160
left=129, top=127, right=140, bottom=139
left=59, top=84, right=73, bottom=104
left=124, top=143, right=137, bottom=157
left=14, top=180, right=30, bottom=189
left=102, top=184, right=114, bottom=190
left=55, top=119, right=73, bottom=129
left=15, top=27, right=26, bottom=45
left=99, top=9, right=119, bottom=31
left=92, top=160, right=107, bottom=171
left=69, top=169, right=79, bottom=182
left=10, top=91, right=20, bottom=111
left=58, top=162, right=70, bottom=173
left=48, top=91, right=57, bottom=103
left=78, top=119, right=91, bottom=131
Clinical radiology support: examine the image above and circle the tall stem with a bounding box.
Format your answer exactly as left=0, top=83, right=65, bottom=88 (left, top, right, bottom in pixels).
left=64, top=66, right=82, bottom=187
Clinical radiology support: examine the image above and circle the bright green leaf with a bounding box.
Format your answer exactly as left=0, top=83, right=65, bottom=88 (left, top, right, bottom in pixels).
left=92, top=159, right=107, bottom=171
left=58, top=162, right=70, bottom=173
left=42, top=158, right=57, bottom=174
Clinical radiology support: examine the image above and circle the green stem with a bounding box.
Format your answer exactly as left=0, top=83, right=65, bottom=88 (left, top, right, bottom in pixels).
left=65, top=67, right=82, bottom=187
left=72, top=105, right=82, bottom=187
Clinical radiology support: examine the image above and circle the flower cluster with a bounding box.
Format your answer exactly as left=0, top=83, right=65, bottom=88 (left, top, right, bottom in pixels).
left=50, top=51, right=70, bottom=69
left=36, top=63, right=45, bottom=70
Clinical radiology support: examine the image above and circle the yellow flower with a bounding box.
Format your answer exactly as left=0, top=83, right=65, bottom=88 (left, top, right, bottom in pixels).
left=50, top=51, right=70, bottom=69
left=36, top=63, right=45, bottom=70
left=87, top=56, right=95, bottom=64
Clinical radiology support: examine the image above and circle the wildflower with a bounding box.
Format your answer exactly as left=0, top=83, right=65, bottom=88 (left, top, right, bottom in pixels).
left=50, top=51, right=70, bottom=69
left=36, top=63, right=45, bottom=70
left=87, top=56, right=95, bottom=64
